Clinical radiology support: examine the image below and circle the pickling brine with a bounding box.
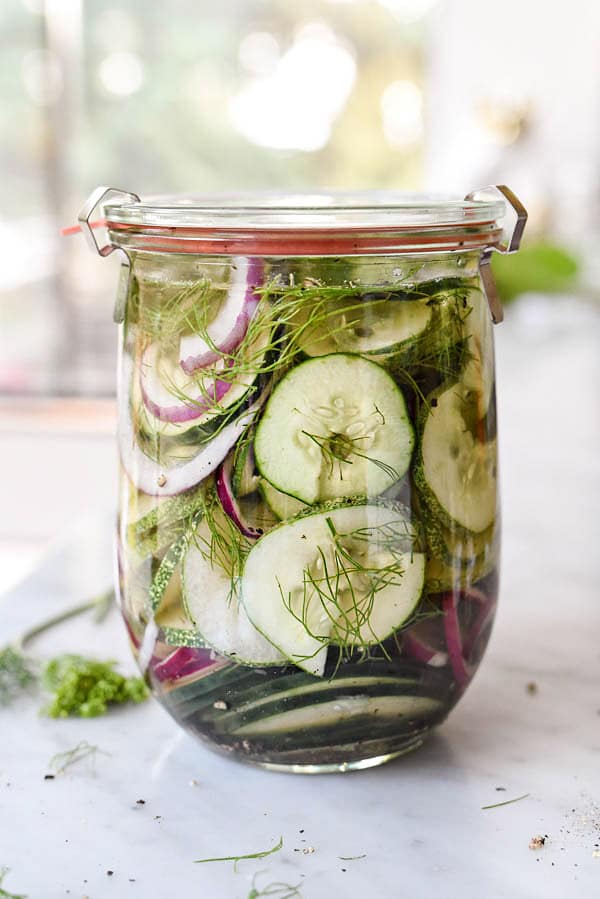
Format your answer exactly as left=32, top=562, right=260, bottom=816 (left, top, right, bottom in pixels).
left=79, top=188, right=525, bottom=772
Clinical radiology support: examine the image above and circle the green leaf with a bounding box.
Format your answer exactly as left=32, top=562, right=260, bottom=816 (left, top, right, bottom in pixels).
left=492, top=241, right=579, bottom=302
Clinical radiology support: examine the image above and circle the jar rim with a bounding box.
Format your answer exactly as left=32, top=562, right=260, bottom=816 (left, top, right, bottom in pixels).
left=104, top=189, right=505, bottom=232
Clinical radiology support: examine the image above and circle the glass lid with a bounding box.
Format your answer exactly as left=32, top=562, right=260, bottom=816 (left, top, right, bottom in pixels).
left=103, top=189, right=506, bottom=231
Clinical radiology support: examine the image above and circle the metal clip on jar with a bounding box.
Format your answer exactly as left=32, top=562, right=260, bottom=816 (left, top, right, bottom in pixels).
left=80, top=187, right=526, bottom=773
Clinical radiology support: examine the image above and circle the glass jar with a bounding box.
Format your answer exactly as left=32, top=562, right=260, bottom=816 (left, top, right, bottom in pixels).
left=80, top=187, right=526, bottom=773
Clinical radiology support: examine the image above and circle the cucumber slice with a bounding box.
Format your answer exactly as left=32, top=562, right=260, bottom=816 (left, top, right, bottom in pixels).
left=254, top=354, right=414, bottom=504
left=181, top=510, right=286, bottom=667
left=241, top=502, right=425, bottom=676
left=375, top=298, right=471, bottom=388
left=425, top=550, right=496, bottom=593
left=148, top=520, right=200, bottom=611
left=291, top=278, right=476, bottom=360
left=259, top=479, right=309, bottom=520
left=415, top=350, right=497, bottom=534
left=332, top=298, right=432, bottom=355
left=231, top=435, right=260, bottom=497
left=155, top=589, right=208, bottom=647
left=126, top=481, right=206, bottom=555
left=231, top=694, right=442, bottom=738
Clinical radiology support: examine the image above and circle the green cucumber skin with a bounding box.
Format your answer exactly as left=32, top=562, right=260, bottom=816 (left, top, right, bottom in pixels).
left=128, top=482, right=206, bottom=556
left=213, top=679, right=435, bottom=734
left=160, top=658, right=452, bottom=733
left=413, top=387, right=498, bottom=537
left=161, top=626, right=208, bottom=648
left=259, top=480, right=309, bottom=520
left=148, top=513, right=201, bottom=612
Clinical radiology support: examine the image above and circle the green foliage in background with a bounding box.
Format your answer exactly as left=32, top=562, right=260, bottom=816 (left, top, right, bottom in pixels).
left=492, top=240, right=580, bottom=302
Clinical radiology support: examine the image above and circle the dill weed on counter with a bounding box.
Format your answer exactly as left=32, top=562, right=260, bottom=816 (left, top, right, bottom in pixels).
left=42, top=655, right=148, bottom=718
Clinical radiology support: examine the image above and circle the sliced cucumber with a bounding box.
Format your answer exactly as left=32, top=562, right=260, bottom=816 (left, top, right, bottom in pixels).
left=415, top=351, right=497, bottom=534
left=425, top=550, right=496, bottom=593
left=181, top=509, right=286, bottom=667
left=231, top=694, right=442, bottom=738
left=154, top=589, right=208, bottom=647
left=332, top=298, right=432, bottom=355
left=376, top=299, right=471, bottom=389
left=259, top=479, right=309, bottom=520
left=231, top=434, right=260, bottom=497
left=254, top=354, right=414, bottom=504
left=207, top=673, right=425, bottom=729
left=241, top=501, right=425, bottom=677
left=126, top=481, right=206, bottom=556
left=148, top=519, right=200, bottom=611
left=418, top=497, right=498, bottom=568
left=291, top=279, right=477, bottom=360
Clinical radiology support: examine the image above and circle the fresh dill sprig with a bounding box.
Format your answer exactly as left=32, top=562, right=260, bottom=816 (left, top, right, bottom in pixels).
left=42, top=655, right=148, bottom=718
left=248, top=873, right=302, bottom=899
left=280, top=513, right=416, bottom=659
left=0, top=867, right=27, bottom=899
left=194, top=835, right=283, bottom=871
left=300, top=429, right=399, bottom=485
left=134, top=276, right=215, bottom=348
left=0, top=590, right=114, bottom=707
left=190, top=487, right=252, bottom=603
left=481, top=793, right=530, bottom=810
left=0, top=648, right=35, bottom=706
left=48, top=740, right=109, bottom=775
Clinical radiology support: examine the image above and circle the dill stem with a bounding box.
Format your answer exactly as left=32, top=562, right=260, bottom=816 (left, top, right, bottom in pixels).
left=15, top=589, right=114, bottom=653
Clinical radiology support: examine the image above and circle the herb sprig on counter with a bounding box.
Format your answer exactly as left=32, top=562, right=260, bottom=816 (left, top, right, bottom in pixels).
left=0, top=590, right=148, bottom=716
left=195, top=835, right=283, bottom=871
left=0, top=867, right=27, bottom=899
left=42, top=655, right=148, bottom=718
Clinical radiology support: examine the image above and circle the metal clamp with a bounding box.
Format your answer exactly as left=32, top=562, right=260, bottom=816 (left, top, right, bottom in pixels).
left=465, top=184, right=528, bottom=324
left=77, top=186, right=140, bottom=257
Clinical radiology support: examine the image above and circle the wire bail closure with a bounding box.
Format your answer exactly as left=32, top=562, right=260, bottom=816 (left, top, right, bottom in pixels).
left=78, top=186, right=140, bottom=257
left=78, top=186, right=140, bottom=323
left=465, top=184, right=528, bottom=324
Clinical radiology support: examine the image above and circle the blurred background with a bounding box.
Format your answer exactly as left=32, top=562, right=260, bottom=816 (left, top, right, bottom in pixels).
left=1, top=0, right=599, bottom=584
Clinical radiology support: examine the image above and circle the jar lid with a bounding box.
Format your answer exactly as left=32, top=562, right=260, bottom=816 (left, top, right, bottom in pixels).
left=104, top=190, right=505, bottom=230
left=79, top=186, right=526, bottom=257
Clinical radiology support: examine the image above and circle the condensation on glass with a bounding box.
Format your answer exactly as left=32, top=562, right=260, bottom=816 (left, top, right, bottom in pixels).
left=80, top=186, right=526, bottom=772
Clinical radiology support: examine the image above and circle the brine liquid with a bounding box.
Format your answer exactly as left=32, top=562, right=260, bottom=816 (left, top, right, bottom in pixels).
left=118, top=252, right=500, bottom=771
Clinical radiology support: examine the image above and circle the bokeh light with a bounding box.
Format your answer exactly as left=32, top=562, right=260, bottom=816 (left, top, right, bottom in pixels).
left=98, top=51, right=145, bottom=97
left=380, top=79, right=423, bottom=147
left=230, top=23, right=356, bottom=152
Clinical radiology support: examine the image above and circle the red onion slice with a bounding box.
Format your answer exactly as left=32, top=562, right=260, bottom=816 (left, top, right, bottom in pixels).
left=119, top=354, right=268, bottom=496
left=441, top=586, right=495, bottom=687
left=179, top=257, right=263, bottom=374
left=152, top=646, right=216, bottom=682
left=402, top=631, right=448, bottom=668
left=462, top=592, right=496, bottom=660
left=442, top=591, right=472, bottom=687
left=140, top=342, right=233, bottom=423
left=216, top=454, right=263, bottom=539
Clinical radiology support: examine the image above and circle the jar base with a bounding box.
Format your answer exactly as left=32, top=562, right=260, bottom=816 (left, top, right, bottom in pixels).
left=249, top=733, right=427, bottom=774
left=184, top=725, right=435, bottom=774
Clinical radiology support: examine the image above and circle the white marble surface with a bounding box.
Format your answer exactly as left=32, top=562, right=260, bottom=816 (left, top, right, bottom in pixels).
left=1, top=296, right=599, bottom=899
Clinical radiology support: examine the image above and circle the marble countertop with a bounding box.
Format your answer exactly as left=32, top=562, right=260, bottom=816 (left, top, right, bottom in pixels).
left=1, top=296, right=599, bottom=899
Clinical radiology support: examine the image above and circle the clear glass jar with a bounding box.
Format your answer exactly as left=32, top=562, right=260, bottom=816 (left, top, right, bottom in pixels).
left=81, top=188, right=526, bottom=773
